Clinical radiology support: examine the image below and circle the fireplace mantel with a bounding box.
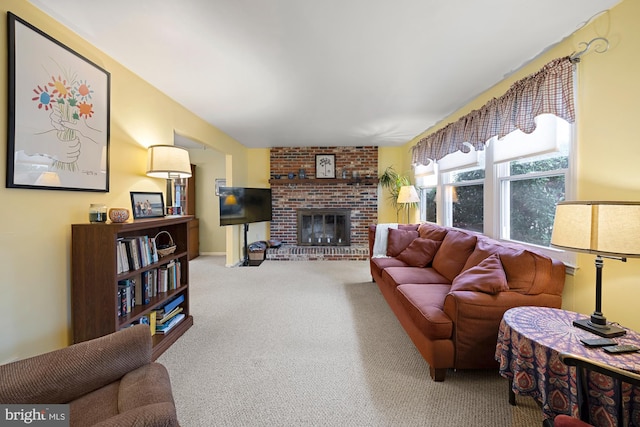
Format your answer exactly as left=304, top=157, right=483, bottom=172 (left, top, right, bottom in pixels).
left=269, top=178, right=378, bottom=186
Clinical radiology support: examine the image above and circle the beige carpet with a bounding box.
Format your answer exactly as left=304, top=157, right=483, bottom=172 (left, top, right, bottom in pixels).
left=158, top=256, right=542, bottom=426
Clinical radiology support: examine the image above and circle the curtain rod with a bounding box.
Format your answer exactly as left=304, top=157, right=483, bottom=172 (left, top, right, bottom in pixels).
left=570, top=37, right=610, bottom=63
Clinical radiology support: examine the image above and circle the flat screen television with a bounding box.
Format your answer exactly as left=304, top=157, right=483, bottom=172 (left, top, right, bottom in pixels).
left=219, top=187, right=272, bottom=226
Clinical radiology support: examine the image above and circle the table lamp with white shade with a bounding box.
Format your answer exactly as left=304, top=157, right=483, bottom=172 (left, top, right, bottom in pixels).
left=146, top=145, right=192, bottom=207
left=551, top=201, right=640, bottom=337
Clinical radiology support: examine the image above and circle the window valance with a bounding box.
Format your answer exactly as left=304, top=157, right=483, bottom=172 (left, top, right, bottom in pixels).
left=411, top=57, right=575, bottom=166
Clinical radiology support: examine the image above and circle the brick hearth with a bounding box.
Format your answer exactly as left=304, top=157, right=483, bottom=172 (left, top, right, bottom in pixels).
left=269, top=146, right=378, bottom=260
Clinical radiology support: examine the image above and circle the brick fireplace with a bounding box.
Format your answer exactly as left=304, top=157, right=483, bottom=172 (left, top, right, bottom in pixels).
left=268, top=146, right=378, bottom=260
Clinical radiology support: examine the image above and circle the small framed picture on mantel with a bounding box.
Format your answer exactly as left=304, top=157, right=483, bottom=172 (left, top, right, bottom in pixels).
left=315, top=154, right=336, bottom=179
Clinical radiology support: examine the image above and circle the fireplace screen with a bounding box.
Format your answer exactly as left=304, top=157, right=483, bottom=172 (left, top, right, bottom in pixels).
left=297, top=209, right=350, bottom=246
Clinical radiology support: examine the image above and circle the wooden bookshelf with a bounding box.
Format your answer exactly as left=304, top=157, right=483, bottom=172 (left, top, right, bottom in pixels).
left=71, top=216, right=194, bottom=360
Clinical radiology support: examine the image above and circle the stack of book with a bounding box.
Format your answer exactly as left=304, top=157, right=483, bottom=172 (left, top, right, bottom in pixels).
left=153, top=294, right=185, bottom=335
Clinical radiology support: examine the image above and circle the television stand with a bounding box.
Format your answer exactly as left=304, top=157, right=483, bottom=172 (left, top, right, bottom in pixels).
left=242, top=223, right=250, bottom=266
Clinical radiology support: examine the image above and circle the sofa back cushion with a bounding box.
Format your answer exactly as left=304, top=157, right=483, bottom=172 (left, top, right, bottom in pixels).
left=450, top=254, right=508, bottom=294
left=462, top=236, right=555, bottom=295
left=500, top=249, right=554, bottom=295
left=432, top=229, right=477, bottom=281
left=418, top=223, right=449, bottom=241
left=386, top=228, right=419, bottom=257
left=396, top=238, right=441, bottom=267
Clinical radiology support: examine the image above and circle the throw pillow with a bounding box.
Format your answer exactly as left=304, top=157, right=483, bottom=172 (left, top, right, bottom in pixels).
left=396, top=238, right=441, bottom=268
left=418, top=222, right=449, bottom=241
left=450, top=254, right=508, bottom=294
left=387, top=228, right=419, bottom=257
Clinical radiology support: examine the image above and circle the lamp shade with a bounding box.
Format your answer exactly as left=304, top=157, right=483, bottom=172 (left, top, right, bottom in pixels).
left=146, top=145, right=192, bottom=179
left=551, top=201, right=640, bottom=257
left=34, top=171, right=61, bottom=186
left=397, top=186, right=420, bottom=204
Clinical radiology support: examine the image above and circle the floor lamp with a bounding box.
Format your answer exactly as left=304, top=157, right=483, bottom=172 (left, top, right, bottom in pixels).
left=397, top=186, right=420, bottom=224
left=146, top=145, right=192, bottom=208
left=551, top=201, right=640, bottom=338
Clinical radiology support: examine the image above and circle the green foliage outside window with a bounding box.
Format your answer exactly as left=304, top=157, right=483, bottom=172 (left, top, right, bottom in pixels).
left=449, top=156, right=567, bottom=246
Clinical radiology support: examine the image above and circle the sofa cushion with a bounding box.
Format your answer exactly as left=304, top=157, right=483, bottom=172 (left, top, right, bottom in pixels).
left=396, top=284, right=453, bottom=340
left=382, top=266, right=451, bottom=286
left=461, top=237, right=521, bottom=271
left=371, top=257, right=409, bottom=275
left=450, top=254, right=508, bottom=294
left=432, top=229, right=478, bottom=281
left=396, top=238, right=441, bottom=267
left=418, top=223, right=449, bottom=241
left=500, top=249, right=553, bottom=295
left=386, top=228, right=419, bottom=257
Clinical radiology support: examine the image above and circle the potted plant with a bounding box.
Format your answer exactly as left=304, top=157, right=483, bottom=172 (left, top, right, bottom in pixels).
left=379, top=166, right=418, bottom=221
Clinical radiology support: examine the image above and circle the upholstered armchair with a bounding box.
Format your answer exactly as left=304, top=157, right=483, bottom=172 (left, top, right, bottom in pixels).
left=0, top=324, right=179, bottom=426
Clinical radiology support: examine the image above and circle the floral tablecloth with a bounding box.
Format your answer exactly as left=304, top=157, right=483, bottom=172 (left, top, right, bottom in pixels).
left=496, top=306, right=640, bottom=426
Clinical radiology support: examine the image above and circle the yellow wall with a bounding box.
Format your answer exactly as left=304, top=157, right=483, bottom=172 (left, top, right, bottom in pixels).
left=187, top=145, right=227, bottom=254
left=0, top=1, right=249, bottom=362
left=406, top=0, right=640, bottom=331
left=377, top=146, right=410, bottom=223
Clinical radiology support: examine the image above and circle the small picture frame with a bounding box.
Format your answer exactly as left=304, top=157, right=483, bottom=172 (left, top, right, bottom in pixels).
left=215, top=178, right=226, bottom=196
left=166, top=206, right=182, bottom=216
left=130, top=192, right=165, bottom=219
left=315, top=154, right=336, bottom=179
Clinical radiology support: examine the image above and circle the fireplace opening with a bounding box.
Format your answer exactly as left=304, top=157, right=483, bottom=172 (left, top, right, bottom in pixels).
left=297, top=209, right=351, bottom=246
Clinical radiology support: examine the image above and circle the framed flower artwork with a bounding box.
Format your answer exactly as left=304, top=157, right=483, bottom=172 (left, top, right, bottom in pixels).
left=6, top=13, right=111, bottom=191
left=315, top=154, right=336, bottom=179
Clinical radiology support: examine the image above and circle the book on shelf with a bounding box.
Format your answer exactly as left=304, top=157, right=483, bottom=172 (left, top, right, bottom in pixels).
left=162, top=294, right=185, bottom=315
left=119, top=235, right=161, bottom=271
left=149, top=310, right=157, bottom=336
left=116, top=238, right=130, bottom=273
left=134, top=275, right=151, bottom=306
left=156, top=313, right=185, bottom=334
left=117, top=279, right=135, bottom=316
left=121, top=237, right=141, bottom=270
left=156, top=306, right=183, bottom=325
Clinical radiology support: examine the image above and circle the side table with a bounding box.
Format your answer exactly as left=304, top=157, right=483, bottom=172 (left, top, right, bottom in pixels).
left=495, top=306, right=640, bottom=426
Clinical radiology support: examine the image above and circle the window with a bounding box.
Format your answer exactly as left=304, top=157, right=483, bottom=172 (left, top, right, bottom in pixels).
left=445, top=166, right=485, bottom=233
left=416, top=114, right=574, bottom=263
left=494, top=114, right=571, bottom=247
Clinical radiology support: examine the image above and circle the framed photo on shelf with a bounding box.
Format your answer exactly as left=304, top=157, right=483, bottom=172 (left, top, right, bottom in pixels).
left=6, top=13, right=111, bottom=192
left=315, top=154, right=336, bottom=179
left=130, top=192, right=165, bottom=219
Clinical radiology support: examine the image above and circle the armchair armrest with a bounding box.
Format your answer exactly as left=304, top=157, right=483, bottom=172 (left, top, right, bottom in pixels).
left=0, top=324, right=152, bottom=404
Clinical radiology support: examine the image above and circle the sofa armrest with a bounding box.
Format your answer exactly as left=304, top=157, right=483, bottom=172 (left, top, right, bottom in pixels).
left=0, top=324, right=152, bottom=404
left=444, top=290, right=562, bottom=368
left=368, top=224, right=377, bottom=258
left=444, top=290, right=562, bottom=325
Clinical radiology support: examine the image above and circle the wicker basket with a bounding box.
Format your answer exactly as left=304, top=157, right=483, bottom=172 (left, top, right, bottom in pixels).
left=155, top=230, right=177, bottom=258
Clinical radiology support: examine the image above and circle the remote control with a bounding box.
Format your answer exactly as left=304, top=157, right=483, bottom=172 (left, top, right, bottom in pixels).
left=580, top=337, right=617, bottom=347
left=603, top=344, right=640, bottom=354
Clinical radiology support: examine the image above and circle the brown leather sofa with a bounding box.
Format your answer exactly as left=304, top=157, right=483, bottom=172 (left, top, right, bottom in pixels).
left=369, top=223, right=566, bottom=381
left=0, top=324, right=179, bottom=426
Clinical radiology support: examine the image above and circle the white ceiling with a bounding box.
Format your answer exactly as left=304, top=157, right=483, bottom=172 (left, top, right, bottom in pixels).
left=28, top=0, right=620, bottom=149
